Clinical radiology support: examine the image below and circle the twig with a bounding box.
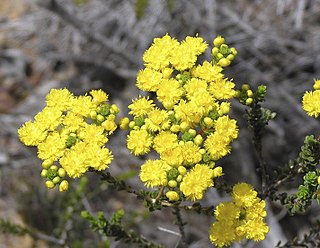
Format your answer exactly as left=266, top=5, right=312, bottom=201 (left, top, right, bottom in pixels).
left=172, top=207, right=187, bottom=247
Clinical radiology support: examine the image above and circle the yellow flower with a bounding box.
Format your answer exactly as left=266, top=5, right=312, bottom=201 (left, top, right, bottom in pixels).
left=313, top=79, right=320, bottom=90
left=71, top=95, right=96, bottom=117
left=90, top=89, right=109, bottom=105
left=183, top=36, right=208, bottom=55
left=232, top=183, right=258, bottom=207
left=157, top=78, right=183, bottom=109
left=143, top=34, right=179, bottom=70
left=246, top=199, right=267, bottom=219
left=18, top=121, right=47, bottom=146
left=78, top=124, right=107, bottom=146
left=208, top=78, right=236, bottom=99
left=136, top=68, right=163, bottom=92
left=160, top=146, right=184, bottom=167
left=174, top=100, right=204, bottom=126
left=63, top=112, right=86, bottom=132
left=128, top=96, right=155, bottom=117
left=145, top=108, right=170, bottom=131
left=243, top=218, right=269, bottom=241
left=170, top=36, right=207, bottom=71
left=180, top=142, right=202, bottom=166
left=140, top=160, right=171, bottom=187
left=86, top=144, right=113, bottom=171
left=153, top=131, right=178, bottom=153
left=46, top=88, right=74, bottom=110
left=34, top=107, right=63, bottom=131
left=214, top=116, right=239, bottom=142
left=184, top=78, right=208, bottom=99
left=189, top=91, right=213, bottom=115
left=59, top=142, right=89, bottom=178
left=37, top=131, right=67, bottom=161
left=205, top=133, right=231, bottom=160
left=170, top=45, right=197, bottom=71
left=179, top=164, right=214, bottom=201
left=192, top=61, right=223, bottom=82
left=209, top=220, right=236, bottom=247
left=214, top=202, right=241, bottom=222
left=127, top=129, right=153, bottom=155
left=302, top=90, right=320, bottom=117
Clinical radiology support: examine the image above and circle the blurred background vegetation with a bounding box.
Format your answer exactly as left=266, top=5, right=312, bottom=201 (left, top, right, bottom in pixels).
left=1, top=0, right=320, bottom=247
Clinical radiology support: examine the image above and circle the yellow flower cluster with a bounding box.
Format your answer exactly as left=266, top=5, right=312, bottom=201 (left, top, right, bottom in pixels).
left=209, top=183, right=269, bottom=247
left=302, top=79, right=320, bottom=117
left=122, top=34, right=239, bottom=202
left=18, top=88, right=118, bottom=190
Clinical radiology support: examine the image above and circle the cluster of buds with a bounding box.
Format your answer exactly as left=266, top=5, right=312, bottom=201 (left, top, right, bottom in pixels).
left=237, top=84, right=267, bottom=106
left=211, top=36, right=237, bottom=67
left=90, top=103, right=119, bottom=134
left=41, top=162, right=69, bottom=192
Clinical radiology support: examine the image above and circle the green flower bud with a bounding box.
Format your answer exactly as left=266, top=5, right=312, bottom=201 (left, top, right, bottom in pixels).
left=218, top=58, right=231, bottom=67
left=45, top=180, right=55, bottom=189
left=246, top=98, right=253, bottom=105
left=97, top=114, right=105, bottom=122
left=219, top=44, right=229, bottom=55
left=246, top=90, right=253, bottom=97
left=203, top=117, right=214, bottom=127
left=50, top=165, right=58, bottom=172
left=176, top=175, right=183, bottom=183
left=194, top=134, right=203, bottom=145
left=167, top=168, right=179, bottom=180
left=128, top=121, right=135, bottom=129
left=99, top=104, right=110, bottom=116
left=108, top=114, right=116, bottom=120
left=226, top=54, right=235, bottom=61
left=168, top=180, right=178, bottom=188
left=166, top=191, right=180, bottom=201
left=230, top=47, right=238, bottom=56
left=211, top=47, right=219, bottom=55
left=89, top=110, right=97, bottom=119
left=170, top=124, right=180, bottom=133
left=134, top=116, right=145, bottom=127
left=182, top=132, right=194, bottom=142
left=52, top=176, right=61, bottom=184
left=41, top=169, right=48, bottom=178
left=180, top=121, right=189, bottom=132
left=119, top=117, right=130, bottom=130
left=241, top=84, right=250, bottom=91
left=216, top=53, right=224, bottom=60
left=42, top=159, right=52, bottom=169
left=58, top=168, right=66, bottom=178
left=178, top=166, right=187, bottom=175
left=110, top=104, right=120, bottom=114
left=213, top=36, right=225, bottom=47
left=188, top=129, right=197, bottom=137
left=59, top=180, right=69, bottom=192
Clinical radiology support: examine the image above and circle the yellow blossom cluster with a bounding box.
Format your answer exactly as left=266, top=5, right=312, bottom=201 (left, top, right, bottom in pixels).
left=302, top=79, right=320, bottom=117
left=122, top=34, right=239, bottom=202
left=209, top=183, right=269, bottom=247
left=18, top=88, right=118, bottom=190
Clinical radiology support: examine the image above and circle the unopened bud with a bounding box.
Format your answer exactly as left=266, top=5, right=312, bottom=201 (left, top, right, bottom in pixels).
left=166, top=191, right=180, bottom=201
left=45, top=180, right=55, bottom=189
left=59, top=180, right=69, bottom=192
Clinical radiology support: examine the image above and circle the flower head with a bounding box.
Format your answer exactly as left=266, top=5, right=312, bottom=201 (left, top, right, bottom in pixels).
left=140, top=160, right=171, bottom=187
left=128, top=96, right=155, bottom=117
left=180, top=164, right=214, bottom=201
left=127, top=129, right=153, bottom=155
